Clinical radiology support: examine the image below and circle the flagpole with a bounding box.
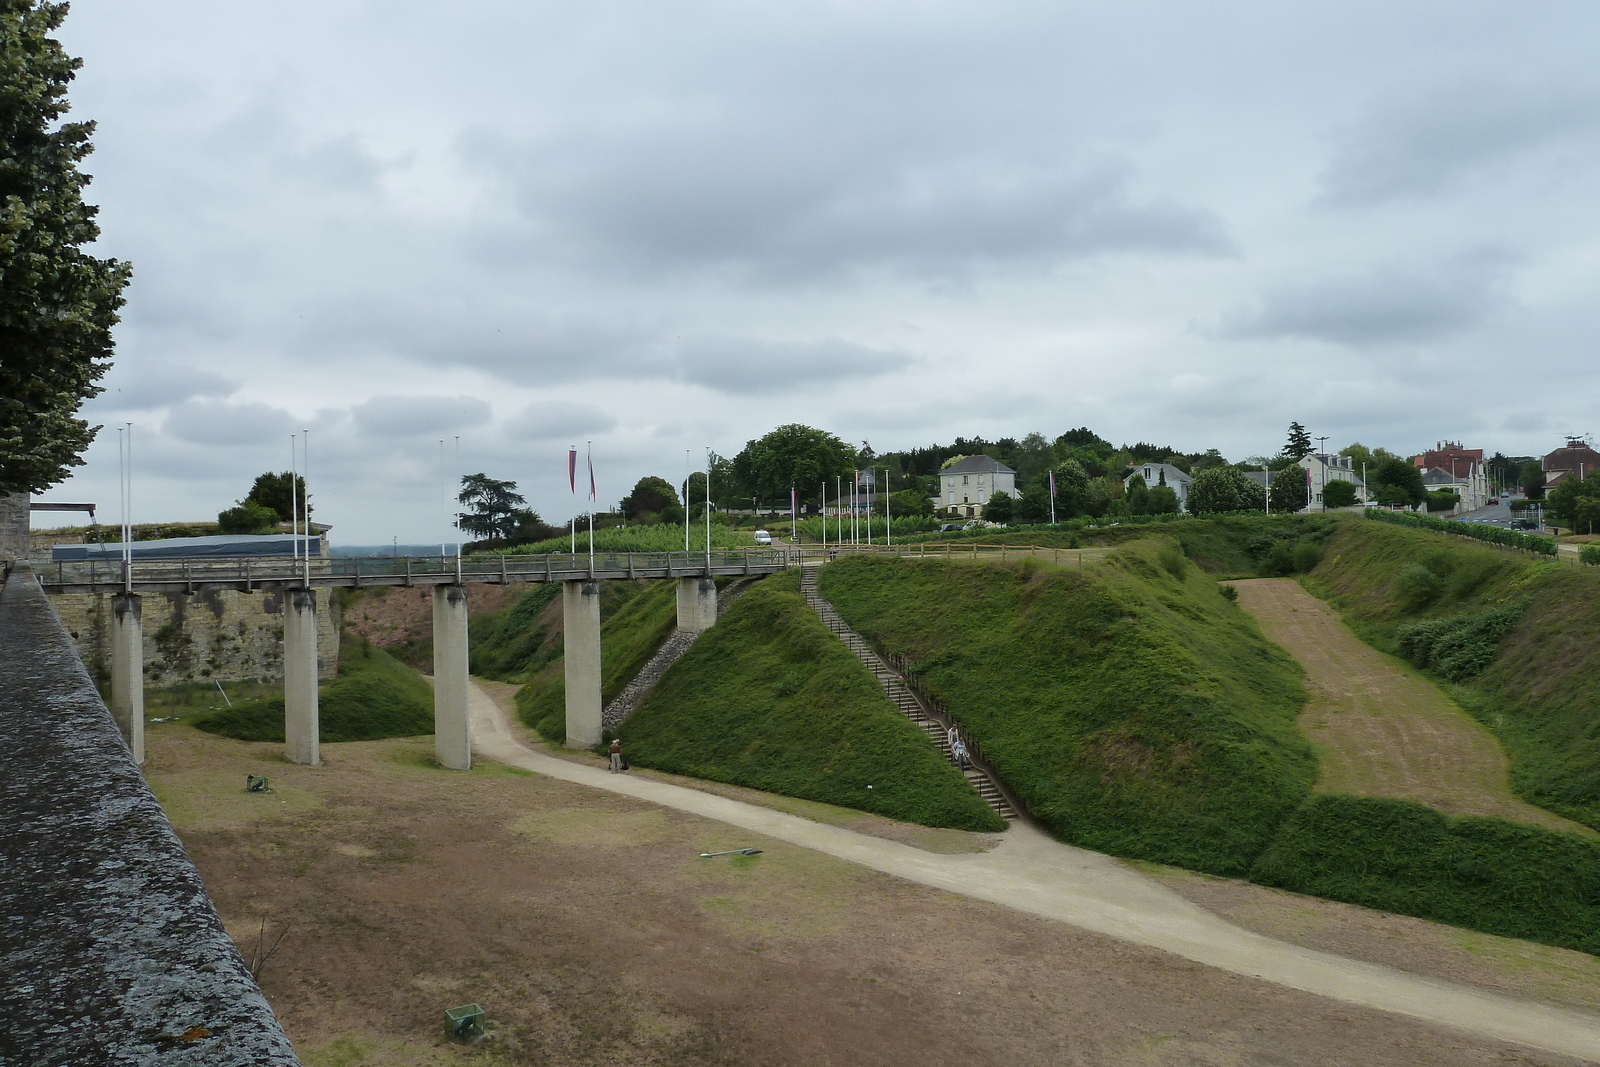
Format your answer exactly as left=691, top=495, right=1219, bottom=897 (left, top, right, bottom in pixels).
left=569, top=444, right=577, bottom=554
left=587, top=441, right=595, bottom=569
left=821, top=481, right=826, bottom=551
left=704, top=446, right=711, bottom=569
left=684, top=449, right=691, bottom=554
left=883, top=466, right=891, bottom=546
left=1049, top=469, right=1057, bottom=525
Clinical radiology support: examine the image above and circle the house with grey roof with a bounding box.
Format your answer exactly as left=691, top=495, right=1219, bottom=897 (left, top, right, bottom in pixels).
left=936, top=455, right=1017, bottom=519
left=1124, top=462, right=1193, bottom=511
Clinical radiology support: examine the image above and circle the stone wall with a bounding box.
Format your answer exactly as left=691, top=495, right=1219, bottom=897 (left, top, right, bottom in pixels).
left=0, top=564, right=302, bottom=1066
left=0, top=492, right=27, bottom=564
left=49, top=587, right=341, bottom=687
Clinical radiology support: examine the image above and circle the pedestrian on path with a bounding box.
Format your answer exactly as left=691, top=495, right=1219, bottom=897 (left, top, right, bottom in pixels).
left=946, top=724, right=960, bottom=749
left=609, top=738, right=623, bottom=773
left=952, top=739, right=970, bottom=770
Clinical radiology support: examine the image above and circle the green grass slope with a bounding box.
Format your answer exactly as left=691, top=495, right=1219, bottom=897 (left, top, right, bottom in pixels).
left=819, top=541, right=1313, bottom=874
left=193, top=633, right=433, bottom=742
left=469, top=584, right=562, bottom=680
left=621, top=571, right=1004, bottom=831
left=512, top=579, right=679, bottom=744
left=1308, top=517, right=1600, bottom=828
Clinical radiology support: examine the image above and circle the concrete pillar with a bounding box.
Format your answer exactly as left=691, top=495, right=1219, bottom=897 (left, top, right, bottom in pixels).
left=111, top=594, right=145, bottom=764
left=563, top=579, right=602, bottom=749
left=283, top=588, right=320, bottom=766
left=0, top=491, right=27, bottom=566
left=432, top=584, right=471, bottom=770
left=675, top=576, right=717, bottom=632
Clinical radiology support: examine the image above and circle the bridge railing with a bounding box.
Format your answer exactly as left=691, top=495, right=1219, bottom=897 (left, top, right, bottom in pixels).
left=42, top=548, right=794, bottom=590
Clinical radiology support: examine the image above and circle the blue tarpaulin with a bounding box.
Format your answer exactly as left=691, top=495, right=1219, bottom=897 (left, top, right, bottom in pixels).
left=52, top=534, right=323, bottom=561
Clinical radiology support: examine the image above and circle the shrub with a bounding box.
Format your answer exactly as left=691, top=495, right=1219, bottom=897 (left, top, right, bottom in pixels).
left=1396, top=607, right=1524, bottom=681
left=1156, top=540, right=1187, bottom=578
left=1250, top=794, right=1600, bottom=956
left=1262, top=540, right=1296, bottom=576
left=216, top=501, right=279, bottom=535
left=1426, top=490, right=1461, bottom=513
left=1219, top=584, right=1238, bottom=602
left=1291, top=541, right=1323, bottom=573
left=1320, top=480, right=1358, bottom=509
left=1582, top=545, right=1600, bottom=566
left=1394, top=562, right=1443, bottom=610
left=1364, top=507, right=1556, bottom=555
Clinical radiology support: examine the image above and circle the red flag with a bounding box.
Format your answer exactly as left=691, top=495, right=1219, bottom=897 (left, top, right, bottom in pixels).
left=587, top=444, right=597, bottom=502
left=791, top=487, right=797, bottom=516
left=568, top=448, right=577, bottom=494
left=1049, top=470, right=1057, bottom=497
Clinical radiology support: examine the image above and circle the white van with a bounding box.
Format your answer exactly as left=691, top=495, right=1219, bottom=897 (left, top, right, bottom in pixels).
left=752, top=529, right=772, bottom=545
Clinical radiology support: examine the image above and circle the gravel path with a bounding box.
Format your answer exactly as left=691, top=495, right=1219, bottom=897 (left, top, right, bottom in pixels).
left=469, top=681, right=1600, bottom=1062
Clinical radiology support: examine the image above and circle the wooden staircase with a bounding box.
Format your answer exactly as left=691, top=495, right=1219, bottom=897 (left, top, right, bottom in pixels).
left=800, top=565, right=1017, bottom=822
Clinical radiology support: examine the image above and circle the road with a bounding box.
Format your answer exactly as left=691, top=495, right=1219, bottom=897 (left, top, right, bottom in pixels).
left=469, top=680, right=1600, bottom=1062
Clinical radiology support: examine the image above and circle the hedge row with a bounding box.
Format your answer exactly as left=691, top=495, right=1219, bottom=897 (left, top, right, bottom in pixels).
left=1363, top=507, right=1557, bottom=554
left=1250, top=794, right=1600, bottom=955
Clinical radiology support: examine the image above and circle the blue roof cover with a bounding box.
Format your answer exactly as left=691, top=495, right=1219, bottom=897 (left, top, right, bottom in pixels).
left=52, top=534, right=322, bottom=561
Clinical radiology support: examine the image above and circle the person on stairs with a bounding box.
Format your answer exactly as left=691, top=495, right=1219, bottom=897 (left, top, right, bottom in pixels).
left=952, top=738, right=970, bottom=770
left=609, top=737, right=624, bottom=773
left=946, top=724, right=960, bottom=750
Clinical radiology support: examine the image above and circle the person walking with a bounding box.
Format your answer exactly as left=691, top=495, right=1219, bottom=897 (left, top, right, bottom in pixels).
left=952, top=739, right=970, bottom=770
left=946, top=724, right=960, bottom=749
left=609, top=738, right=623, bottom=773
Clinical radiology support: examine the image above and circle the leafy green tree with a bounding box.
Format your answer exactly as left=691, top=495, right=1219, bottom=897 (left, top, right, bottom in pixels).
left=887, top=488, right=933, bottom=517
left=1547, top=475, right=1600, bottom=534
left=1191, top=448, right=1229, bottom=471
left=216, top=500, right=278, bottom=534
left=1014, top=478, right=1053, bottom=523
left=1283, top=422, right=1314, bottom=461
left=1370, top=457, right=1426, bottom=508
left=982, top=491, right=1015, bottom=523
left=1269, top=466, right=1308, bottom=513
left=457, top=473, right=526, bottom=540
left=1148, top=485, right=1180, bottom=514
left=1124, top=473, right=1152, bottom=515
left=1189, top=466, right=1261, bottom=513
left=619, top=475, right=680, bottom=520
left=1521, top=460, right=1547, bottom=500
left=1424, top=490, right=1461, bottom=513
left=1050, top=459, right=1091, bottom=518
left=1321, top=479, right=1358, bottom=508
left=1338, top=442, right=1396, bottom=477
left=733, top=424, right=857, bottom=502
left=0, top=2, right=132, bottom=494
left=243, top=471, right=309, bottom=524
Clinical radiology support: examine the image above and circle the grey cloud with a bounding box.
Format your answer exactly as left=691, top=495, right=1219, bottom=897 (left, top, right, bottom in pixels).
left=91, top=358, right=239, bottom=411
left=1219, top=253, right=1515, bottom=347
left=469, top=129, right=1230, bottom=281
left=676, top=337, right=913, bottom=395
left=1320, top=76, right=1600, bottom=205
left=506, top=401, right=619, bottom=441
left=164, top=399, right=294, bottom=446
left=352, top=395, right=494, bottom=437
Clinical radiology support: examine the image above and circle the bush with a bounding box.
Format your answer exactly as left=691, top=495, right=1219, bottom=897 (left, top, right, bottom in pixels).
left=1250, top=794, right=1600, bottom=956
left=1219, top=584, right=1238, bottom=602
left=1261, top=539, right=1296, bottom=576
left=1425, top=490, right=1461, bottom=513
left=1394, top=562, right=1443, bottom=610
left=1320, top=480, right=1358, bottom=509
left=1582, top=545, right=1600, bottom=566
left=1291, top=541, right=1323, bottom=573
left=1364, top=507, right=1556, bottom=555
left=1396, top=607, right=1524, bottom=681
left=216, top=501, right=279, bottom=534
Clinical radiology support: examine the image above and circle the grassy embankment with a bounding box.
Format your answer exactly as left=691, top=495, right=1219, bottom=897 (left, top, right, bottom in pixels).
left=192, top=633, right=433, bottom=742
left=819, top=540, right=1314, bottom=874
left=620, top=571, right=1004, bottom=831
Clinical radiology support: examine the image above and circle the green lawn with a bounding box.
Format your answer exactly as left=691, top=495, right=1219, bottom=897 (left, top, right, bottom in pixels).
left=192, top=633, right=433, bottom=742
left=818, top=540, right=1314, bottom=875
left=621, top=571, right=1004, bottom=832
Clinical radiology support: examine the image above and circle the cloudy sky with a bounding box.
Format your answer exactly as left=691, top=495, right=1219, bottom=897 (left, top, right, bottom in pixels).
left=39, top=1, right=1600, bottom=542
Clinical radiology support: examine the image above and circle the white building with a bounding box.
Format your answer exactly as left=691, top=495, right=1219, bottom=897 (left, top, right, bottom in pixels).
left=1300, top=453, right=1367, bottom=509
left=1123, top=462, right=1193, bottom=511
left=1419, top=464, right=1491, bottom=514
left=938, top=455, right=1017, bottom=518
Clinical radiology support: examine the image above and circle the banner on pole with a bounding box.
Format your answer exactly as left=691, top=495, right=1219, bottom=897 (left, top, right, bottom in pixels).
left=568, top=448, right=577, bottom=494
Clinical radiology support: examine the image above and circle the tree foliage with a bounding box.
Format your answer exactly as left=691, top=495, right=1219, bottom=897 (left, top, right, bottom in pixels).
left=242, top=471, right=308, bottom=524
left=457, top=473, right=528, bottom=540
left=1369, top=457, right=1426, bottom=508
left=619, top=475, right=681, bottom=520
left=1269, top=466, right=1308, bottom=513
left=1320, top=479, right=1358, bottom=509
left=1282, top=422, right=1313, bottom=461
left=732, top=424, right=857, bottom=502
left=982, top=490, right=1014, bottom=523
left=1189, top=466, right=1263, bottom=513
left=1546, top=474, right=1600, bottom=534
left=216, top=500, right=278, bottom=535
left=0, top=2, right=131, bottom=493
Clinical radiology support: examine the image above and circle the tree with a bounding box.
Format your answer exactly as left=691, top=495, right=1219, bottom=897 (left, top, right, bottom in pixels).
left=1050, top=459, right=1091, bottom=518
left=1269, top=466, right=1308, bottom=513
left=619, top=476, right=680, bottom=520
left=1521, top=460, right=1547, bottom=500
left=1321, top=479, right=1358, bottom=508
left=732, top=424, right=857, bottom=502
left=0, top=3, right=132, bottom=494
left=1014, top=478, right=1053, bottom=523
left=887, top=488, right=933, bottom=517
left=1147, top=485, right=1180, bottom=514
left=1283, top=422, right=1313, bottom=461
left=983, top=491, right=1014, bottom=524
left=1369, top=457, right=1426, bottom=508
left=1124, top=474, right=1152, bottom=515
left=216, top=500, right=278, bottom=534
left=1191, top=448, right=1229, bottom=471
left=1547, top=475, right=1600, bottom=534
left=243, top=471, right=309, bottom=524
left=1189, top=466, right=1261, bottom=513
left=457, top=473, right=526, bottom=540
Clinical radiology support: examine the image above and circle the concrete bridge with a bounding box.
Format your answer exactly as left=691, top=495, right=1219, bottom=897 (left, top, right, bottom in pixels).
left=39, top=549, right=790, bottom=769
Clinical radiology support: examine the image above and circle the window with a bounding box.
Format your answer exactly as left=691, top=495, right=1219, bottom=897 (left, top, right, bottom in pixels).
left=963, top=475, right=969, bottom=485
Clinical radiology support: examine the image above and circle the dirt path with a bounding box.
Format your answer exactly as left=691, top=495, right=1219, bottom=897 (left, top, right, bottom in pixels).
left=467, top=682, right=1600, bottom=1062
left=1231, top=578, right=1586, bottom=833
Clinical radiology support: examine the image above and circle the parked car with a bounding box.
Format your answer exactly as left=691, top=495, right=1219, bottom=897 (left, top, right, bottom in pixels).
left=753, top=529, right=772, bottom=545
left=938, top=522, right=963, bottom=532
left=1509, top=518, right=1538, bottom=530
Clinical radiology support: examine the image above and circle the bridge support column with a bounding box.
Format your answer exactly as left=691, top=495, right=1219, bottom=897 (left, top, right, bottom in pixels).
left=432, top=584, right=471, bottom=770
left=283, top=589, right=320, bottom=766
left=111, top=594, right=145, bottom=764
left=563, top=579, right=602, bottom=748
left=675, top=576, right=717, bottom=631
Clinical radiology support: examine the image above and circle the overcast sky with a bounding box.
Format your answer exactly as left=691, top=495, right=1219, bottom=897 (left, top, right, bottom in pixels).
left=38, top=1, right=1600, bottom=542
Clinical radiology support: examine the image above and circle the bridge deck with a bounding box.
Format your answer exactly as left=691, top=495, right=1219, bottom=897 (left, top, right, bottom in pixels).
left=38, top=549, right=793, bottom=594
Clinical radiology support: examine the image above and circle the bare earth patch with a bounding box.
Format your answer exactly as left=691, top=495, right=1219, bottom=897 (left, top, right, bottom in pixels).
left=1232, top=577, right=1587, bottom=834
left=146, top=720, right=1593, bottom=1067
